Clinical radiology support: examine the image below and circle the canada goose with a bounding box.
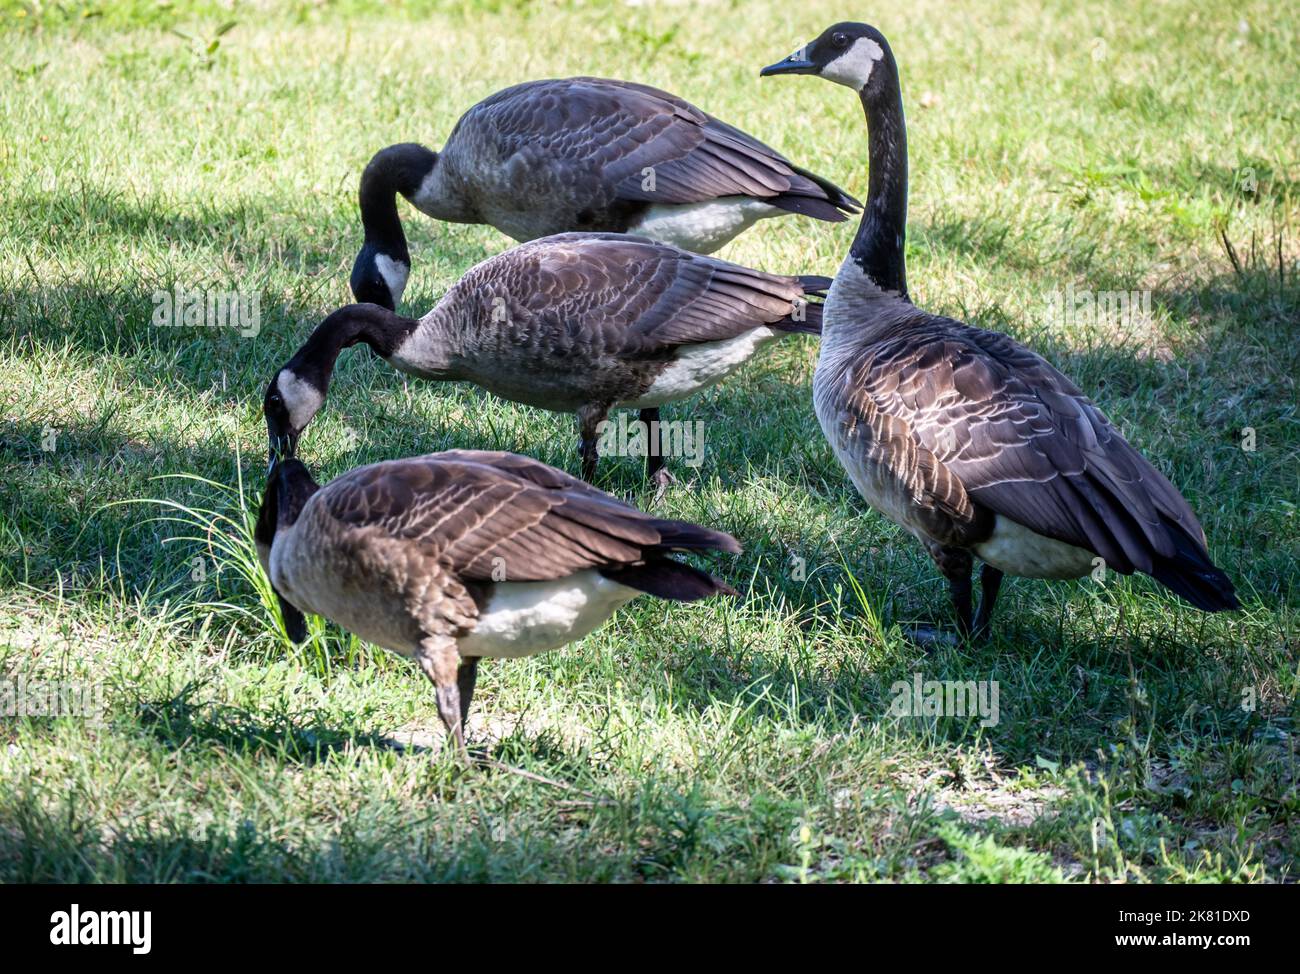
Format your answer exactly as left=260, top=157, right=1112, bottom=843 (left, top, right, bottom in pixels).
left=254, top=450, right=739, bottom=757
left=349, top=77, right=860, bottom=311
left=761, top=24, right=1238, bottom=641
left=272, top=232, right=828, bottom=488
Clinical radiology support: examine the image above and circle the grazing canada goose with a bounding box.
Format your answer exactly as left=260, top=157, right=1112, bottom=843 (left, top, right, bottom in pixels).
left=761, top=23, right=1238, bottom=640
left=349, top=77, right=860, bottom=311
left=254, top=450, right=739, bottom=757
left=273, top=232, right=828, bottom=488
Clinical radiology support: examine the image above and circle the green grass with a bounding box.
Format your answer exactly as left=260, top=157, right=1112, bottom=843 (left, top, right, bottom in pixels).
left=1, top=0, right=1297, bottom=882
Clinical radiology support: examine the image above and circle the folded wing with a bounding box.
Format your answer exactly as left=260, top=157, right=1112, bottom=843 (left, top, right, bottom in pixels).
left=844, top=313, right=1237, bottom=609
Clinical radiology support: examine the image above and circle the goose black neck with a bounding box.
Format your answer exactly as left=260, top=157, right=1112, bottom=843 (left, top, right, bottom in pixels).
left=358, top=143, right=436, bottom=260
left=256, top=459, right=320, bottom=542
left=291, top=304, right=419, bottom=392
left=850, top=71, right=909, bottom=300
left=275, top=460, right=320, bottom=529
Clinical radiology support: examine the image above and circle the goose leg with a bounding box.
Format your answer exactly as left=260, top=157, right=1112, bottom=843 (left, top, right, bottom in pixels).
left=639, top=408, right=666, bottom=480
left=640, top=408, right=676, bottom=503
left=909, top=544, right=974, bottom=648
left=576, top=403, right=609, bottom=483
left=973, top=564, right=1004, bottom=641
left=434, top=682, right=465, bottom=759
left=457, top=657, right=480, bottom=730
left=417, top=637, right=470, bottom=762
left=949, top=572, right=974, bottom=639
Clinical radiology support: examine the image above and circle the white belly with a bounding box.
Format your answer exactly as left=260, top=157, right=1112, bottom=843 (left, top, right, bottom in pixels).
left=626, top=327, right=778, bottom=408
left=457, top=571, right=640, bottom=659
left=629, top=198, right=782, bottom=254
left=974, top=516, right=1096, bottom=579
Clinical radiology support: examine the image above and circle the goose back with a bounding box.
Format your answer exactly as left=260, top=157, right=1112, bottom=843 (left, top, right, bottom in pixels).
left=388, top=233, right=827, bottom=412
left=420, top=77, right=859, bottom=246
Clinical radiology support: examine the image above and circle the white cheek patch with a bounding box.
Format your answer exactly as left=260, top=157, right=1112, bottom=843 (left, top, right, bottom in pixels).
left=278, top=370, right=325, bottom=431
left=822, top=37, right=885, bottom=90
left=374, top=253, right=410, bottom=306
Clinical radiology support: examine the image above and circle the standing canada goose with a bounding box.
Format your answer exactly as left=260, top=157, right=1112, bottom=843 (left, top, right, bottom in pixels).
left=272, top=232, right=828, bottom=488
left=255, top=450, right=739, bottom=757
left=349, top=77, right=860, bottom=311
left=761, top=24, right=1238, bottom=641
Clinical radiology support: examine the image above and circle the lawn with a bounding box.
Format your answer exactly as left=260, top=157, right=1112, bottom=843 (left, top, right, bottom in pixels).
left=0, top=0, right=1296, bottom=882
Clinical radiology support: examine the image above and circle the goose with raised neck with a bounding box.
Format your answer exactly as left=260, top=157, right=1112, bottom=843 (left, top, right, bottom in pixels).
left=762, top=23, right=1237, bottom=641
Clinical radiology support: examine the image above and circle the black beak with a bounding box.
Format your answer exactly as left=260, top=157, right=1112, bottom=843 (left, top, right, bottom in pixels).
left=760, top=52, right=818, bottom=77
left=266, top=429, right=299, bottom=476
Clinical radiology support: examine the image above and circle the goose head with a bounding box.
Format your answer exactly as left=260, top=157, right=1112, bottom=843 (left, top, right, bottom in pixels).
left=263, top=303, right=420, bottom=469
left=760, top=22, right=896, bottom=98
left=263, top=363, right=324, bottom=469
left=351, top=143, right=438, bottom=311
left=763, top=22, right=909, bottom=298
left=350, top=244, right=410, bottom=312
left=255, top=457, right=318, bottom=643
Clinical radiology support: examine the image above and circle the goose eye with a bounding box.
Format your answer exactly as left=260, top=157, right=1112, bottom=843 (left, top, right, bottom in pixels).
left=832, top=31, right=848, bottom=48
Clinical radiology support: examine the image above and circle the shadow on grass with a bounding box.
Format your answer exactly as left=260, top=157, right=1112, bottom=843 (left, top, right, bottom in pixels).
left=4, top=224, right=1297, bottom=794
left=0, top=414, right=268, bottom=593
left=132, top=679, right=398, bottom=767
left=6, top=182, right=500, bottom=289
left=0, top=795, right=310, bottom=883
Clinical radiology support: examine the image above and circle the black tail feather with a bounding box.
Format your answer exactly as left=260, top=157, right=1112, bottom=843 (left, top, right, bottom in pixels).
left=601, top=559, right=736, bottom=602
left=768, top=193, right=853, bottom=222
left=774, top=298, right=823, bottom=335
left=646, top=518, right=742, bottom=555
left=1148, top=520, right=1239, bottom=612
left=780, top=162, right=862, bottom=218
left=797, top=274, right=834, bottom=295
left=1150, top=560, right=1240, bottom=612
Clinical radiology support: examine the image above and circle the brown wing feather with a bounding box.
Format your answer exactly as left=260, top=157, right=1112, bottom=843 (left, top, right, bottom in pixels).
left=844, top=310, right=1216, bottom=577
left=827, top=358, right=988, bottom=547
left=319, top=451, right=738, bottom=583
left=411, top=234, right=822, bottom=412
left=452, top=233, right=822, bottom=356
left=468, top=78, right=858, bottom=215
